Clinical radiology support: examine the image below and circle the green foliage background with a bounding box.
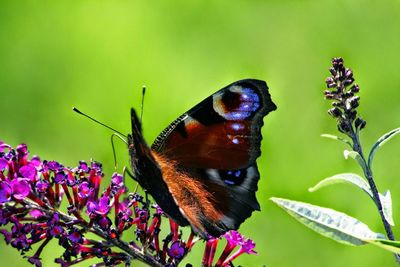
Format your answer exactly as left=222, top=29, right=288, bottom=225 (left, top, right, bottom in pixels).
left=1, top=1, right=400, bottom=266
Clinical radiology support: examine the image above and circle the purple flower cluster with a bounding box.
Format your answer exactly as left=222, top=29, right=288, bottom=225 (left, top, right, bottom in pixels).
left=0, top=141, right=256, bottom=266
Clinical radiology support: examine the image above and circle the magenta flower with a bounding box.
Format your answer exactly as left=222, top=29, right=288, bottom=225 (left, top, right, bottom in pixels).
left=29, top=209, right=44, bottom=218
left=168, top=241, right=185, bottom=260
left=35, top=180, right=49, bottom=192
left=27, top=256, right=42, bottom=267
left=30, top=156, right=41, bottom=167
left=0, top=142, right=257, bottom=266
left=45, top=160, right=62, bottom=171
left=215, top=230, right=257, bottom=267
left=0, top=181, right=11, bottom=203
left=19, top=164, right=37, bottom=180
left=67, top=228, right=83, bottom=244
left=0, top=158, right=8, bottom=170
left=10, top=178, right=31, bottom=200
left=78, top=181, right=91, bottom=198
left=77, top=160, right=89, bottom=173
left=87, top=195, right=111, bottom=215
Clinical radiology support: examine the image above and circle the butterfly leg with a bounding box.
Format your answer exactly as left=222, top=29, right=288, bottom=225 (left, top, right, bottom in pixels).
left=144, top=190, right=150, bottom=208
left=110, top=133, right=128, bottom=170
left=122, top=166, right=139, bottom=193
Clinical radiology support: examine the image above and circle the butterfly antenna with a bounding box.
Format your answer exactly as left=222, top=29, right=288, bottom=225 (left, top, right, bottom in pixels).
left=140, top=86, right=146, bottom=123
left=73, top=107, right=127, bottom=138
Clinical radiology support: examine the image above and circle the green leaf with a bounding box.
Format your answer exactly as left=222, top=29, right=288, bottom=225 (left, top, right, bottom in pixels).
left=380, top=190, right=395, bottom=226
left=270, top=197, right=385, bottom=246
left=308, top=174, right=395, bottom=226
left=368, top=127, right=400, bottom=168
left=343, top=150, right=368, bottom=173
left=321, top=134, right=352, bottom=147
left=368, top=239, right=400, bottom=254
left=308, top=173, right=372, bottom=197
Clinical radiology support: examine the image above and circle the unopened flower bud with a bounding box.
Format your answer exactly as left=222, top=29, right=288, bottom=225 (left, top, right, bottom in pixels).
left=332, top=58, right=344, bottom=71
left=345, top=68, right=353, bottom=79
left=338, top=120, right=351, bottom=134
left=326, top=77, right=334, bottom=83
left=329, top=67, right=337, bottom=76
left=348, top=110, right=357, bottom=120
left=325, top=77, right=336, bottom=88
left=348, top=96, right=360, bottom=109
left=328, top=107, right=342, bottom=118
left=343, top=91, right=354, bottom=98
left=355, top=117, right=367, bottom=130
left=350, top=84, right=360, bottom=93
left=324, top=90, right=335, bottom=99
left=327, top=83, right=337, bottom=89
left=343, top=78, right=354, bottom=86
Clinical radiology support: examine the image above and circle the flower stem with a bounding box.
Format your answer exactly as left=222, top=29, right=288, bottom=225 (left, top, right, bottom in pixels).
left=351, top=129, right=400, bottom=263
left=22, top=198, right=164, bottom=267
left=91, top=225, right=163, bottom=267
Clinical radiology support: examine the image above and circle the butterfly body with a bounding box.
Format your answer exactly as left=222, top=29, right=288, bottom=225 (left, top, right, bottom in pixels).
left=128, top=79, right=276, bottom=238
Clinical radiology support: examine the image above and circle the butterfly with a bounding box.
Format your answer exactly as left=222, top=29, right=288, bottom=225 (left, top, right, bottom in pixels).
left=128, top=79, right=276, bottom=238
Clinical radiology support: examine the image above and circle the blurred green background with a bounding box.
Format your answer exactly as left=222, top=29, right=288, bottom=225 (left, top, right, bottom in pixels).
left=1, top=0, right=400, bottom=266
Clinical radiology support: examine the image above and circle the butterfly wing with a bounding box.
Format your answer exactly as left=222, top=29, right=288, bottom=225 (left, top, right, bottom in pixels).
left=128, top=109, right=190, bottom=227
left=151, top=79, right=276, bottom=237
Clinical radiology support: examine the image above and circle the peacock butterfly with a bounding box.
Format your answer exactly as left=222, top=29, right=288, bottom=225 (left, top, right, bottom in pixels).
left=128, top=79, right=276, bottom=239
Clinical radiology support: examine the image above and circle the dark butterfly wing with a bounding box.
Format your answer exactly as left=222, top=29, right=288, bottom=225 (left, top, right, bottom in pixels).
left=151, top=79, right=276, bottom=237
left=152, top=79, right=276, bottom=169
left=128, top=109, right=190, bottom=227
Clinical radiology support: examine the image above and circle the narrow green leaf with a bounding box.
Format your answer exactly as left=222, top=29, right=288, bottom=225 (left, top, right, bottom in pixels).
left=368, top=239, right=400, bottom=254
left=343, top=150, right=360, bottom=160
left=380, top=190, right=395, bottom=226
left=308, top=173, right=372, bottom=197
left=368, top=127, right=400, bottom=168
left=343, top=150, right=368, bottom=173
left=321, top=134, right=352, bottom=147
left=270, top=197, right=384, bottom=246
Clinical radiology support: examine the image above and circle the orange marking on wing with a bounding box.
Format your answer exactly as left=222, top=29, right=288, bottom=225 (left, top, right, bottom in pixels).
left=152, top=152, right=229, bottom=231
